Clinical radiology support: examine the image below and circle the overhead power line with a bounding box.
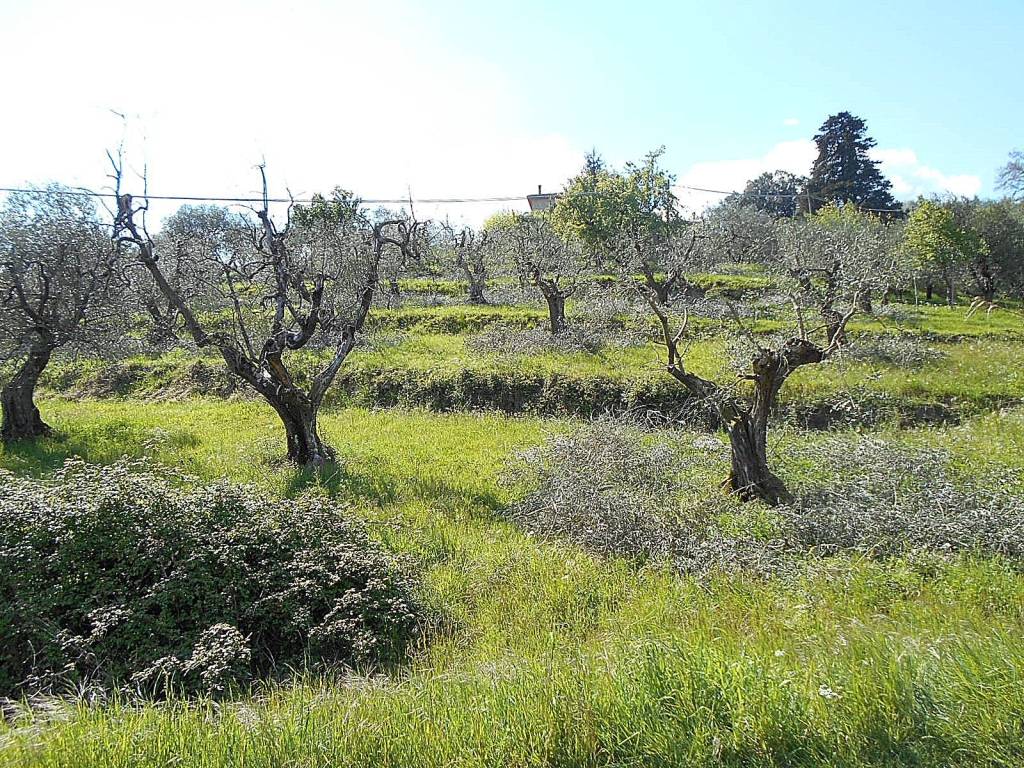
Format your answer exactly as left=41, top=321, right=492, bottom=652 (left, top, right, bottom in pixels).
left=0, top=184, right=906, bottom=213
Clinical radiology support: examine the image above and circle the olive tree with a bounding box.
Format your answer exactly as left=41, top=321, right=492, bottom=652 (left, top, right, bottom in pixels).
left=779, top=204, right=904, bottom=332
left=502, top=213, right=585, bottom=334
left=113, top=164, right=425, bottom=467
left=439, top=222, right=493, bottom=304
left=639, top=206, right=903, bottom=505
left=0, top=187, right=125, bottom=441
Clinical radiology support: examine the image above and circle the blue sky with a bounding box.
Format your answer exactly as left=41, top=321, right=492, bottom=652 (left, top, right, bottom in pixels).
left=0, top=0, right=1020, bottom=222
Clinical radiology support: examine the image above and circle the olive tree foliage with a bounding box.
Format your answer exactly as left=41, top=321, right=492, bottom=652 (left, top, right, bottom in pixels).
left=500, top=213, right=586, bottom=334
left=903, top=199, right=983, bottom=305
left=0, top=187, right=126, bottom=441
left=438, top=221, right=493, bottom=304
left=113, top=161, right=426, bottom=467
left=777, top=204, right=905, bottom=334
left=946, top=197, right=1024, bottom=299
left=701, top=202, right=779, bottom=265
left=139, top=204, right=243, bottom=348
left=551, top=148, right=692, bottom=303
left=638, top=205, right=904, bottom=505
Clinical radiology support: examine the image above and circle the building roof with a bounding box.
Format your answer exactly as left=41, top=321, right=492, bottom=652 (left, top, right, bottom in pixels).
left=526, top=185, right=560, bottom=212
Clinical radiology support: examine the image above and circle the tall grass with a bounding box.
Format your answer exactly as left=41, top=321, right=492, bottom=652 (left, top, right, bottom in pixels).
left=2, top=402, right=1023, bottom=766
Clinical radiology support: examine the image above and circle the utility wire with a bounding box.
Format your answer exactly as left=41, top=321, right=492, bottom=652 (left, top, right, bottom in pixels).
left=0, top=184, right=907, bottom=213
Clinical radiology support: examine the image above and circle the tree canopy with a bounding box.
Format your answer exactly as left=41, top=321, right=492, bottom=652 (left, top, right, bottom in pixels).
left=724, top=170, right=806, bottom=218
left=803, top=112, right=900, bottom=215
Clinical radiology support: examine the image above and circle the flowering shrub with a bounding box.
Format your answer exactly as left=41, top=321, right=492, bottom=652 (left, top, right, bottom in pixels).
left=0, top=459, right=422, bottom=697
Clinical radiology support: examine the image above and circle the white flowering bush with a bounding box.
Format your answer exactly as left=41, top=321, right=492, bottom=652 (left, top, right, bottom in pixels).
left=0, top=459, right=422, bottom=698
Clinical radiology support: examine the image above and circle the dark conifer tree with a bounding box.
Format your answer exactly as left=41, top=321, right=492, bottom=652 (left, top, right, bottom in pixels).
left=802, top=112, right=901, bottom=216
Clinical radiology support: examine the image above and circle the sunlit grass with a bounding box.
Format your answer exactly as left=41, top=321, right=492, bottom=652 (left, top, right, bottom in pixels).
left=2, top=401, right=1023, bottom=766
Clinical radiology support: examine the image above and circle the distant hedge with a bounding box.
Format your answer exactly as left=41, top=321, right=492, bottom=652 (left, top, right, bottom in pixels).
left=0, top=460, right=423, bottom=697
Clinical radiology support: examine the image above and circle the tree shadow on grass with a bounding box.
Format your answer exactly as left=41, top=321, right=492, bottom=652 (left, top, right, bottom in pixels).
left=0, top=420, right=163, bottom=476
left=276, top=458, right=507, bottom=518
left=278, top=459, right=401, bottom=505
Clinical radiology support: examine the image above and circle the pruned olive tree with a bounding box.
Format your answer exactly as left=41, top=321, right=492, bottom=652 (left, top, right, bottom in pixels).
left=0, top=187, right=125, bottom=441
left=502, top=213, right=585, bottom=334
left=439, top=221, right=492, bottom=304
left=113, top=163, right=425, bottom=466
left=778, top=204, right=905, bottom=335
left=639, top=206, right=903, bottom=505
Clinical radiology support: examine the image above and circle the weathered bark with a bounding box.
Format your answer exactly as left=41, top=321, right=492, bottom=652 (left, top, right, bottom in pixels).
left=468, top=284, right=489, bottom=305
left=725, top=413, right=792, bottom=505
left=545, top=293, right=566, bottom=334
left=857, top=290, right=873, bottom=313
left=1, top=344, right=53, bottom=442
left=821, top=306, right=845, bottom=347
left=266, top=390, right=335, bottom=466
left=720, top=346, right=807, bottom=505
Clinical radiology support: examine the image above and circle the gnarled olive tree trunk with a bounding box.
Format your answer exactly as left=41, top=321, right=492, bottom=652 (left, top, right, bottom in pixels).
left=467, top=276, right=488, bottom=305
left=544, top=293, right=567, bottom=334
left=1, top=343, right=54, bottom=442
left=530, top=270, right=568, bottom=334
left=724, top=341, right=823, bottom=504
left=663, top=331, right=824, bottom=505
left=267, top=389, right=334, bottom=466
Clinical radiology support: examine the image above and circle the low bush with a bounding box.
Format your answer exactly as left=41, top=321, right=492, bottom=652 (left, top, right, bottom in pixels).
left=507, top=423, right=1024, bottom=576
left=369, top=305, right=546, bottom=334
left=783, top=438, right=1024, bottom=559
left=466, top=324, right=640, bottom=357
left=839, top=334, right=947, bottom=368
left=0, top=459, right=423, bottom=698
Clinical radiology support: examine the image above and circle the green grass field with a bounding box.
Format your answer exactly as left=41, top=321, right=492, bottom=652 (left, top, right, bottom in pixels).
left=2, top=400, right=1023, bottom=767
left=2, top=296, right=1023, bottom=767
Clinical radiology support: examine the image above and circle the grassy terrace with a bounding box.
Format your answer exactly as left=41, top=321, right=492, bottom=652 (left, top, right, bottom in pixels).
left=2, top=295, right=1023, bottom=767
left=2, top=401, right=1023, bottom=766
left=40, top=299, right=1024, bottom=422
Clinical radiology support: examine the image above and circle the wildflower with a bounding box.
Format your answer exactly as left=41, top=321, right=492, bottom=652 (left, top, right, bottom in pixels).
left=818, top=684, right=840, bottom=700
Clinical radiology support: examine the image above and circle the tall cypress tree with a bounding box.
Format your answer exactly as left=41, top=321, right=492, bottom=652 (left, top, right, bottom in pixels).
left=802, top=112, right=901, bottom=215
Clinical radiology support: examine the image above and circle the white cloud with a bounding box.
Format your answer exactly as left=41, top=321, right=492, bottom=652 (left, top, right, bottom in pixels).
left=870, top=148, right=919, bottom=166
left=869, top=148, right=982, bottom=199
left=783, top=118, right=800, bottom=126
left=676, top=139, right=816, bottom=212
